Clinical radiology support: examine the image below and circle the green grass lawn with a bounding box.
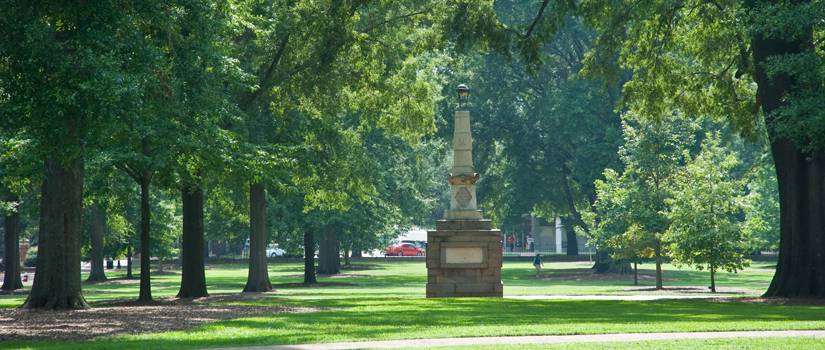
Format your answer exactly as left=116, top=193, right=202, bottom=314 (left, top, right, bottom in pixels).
left=2, top=259, right=818, bottom=350
left=423, top=337, right=825, bottom=350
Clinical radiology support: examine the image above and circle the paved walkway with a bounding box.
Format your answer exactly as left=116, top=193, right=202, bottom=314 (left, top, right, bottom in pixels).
left=505, top=294, right=731, bottom=301
left=210, top=330, right=825, bottom=350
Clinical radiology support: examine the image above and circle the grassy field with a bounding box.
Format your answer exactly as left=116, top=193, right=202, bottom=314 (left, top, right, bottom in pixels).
left=423, top=337, right=825, bottom=350
left=2, top=259, right=822, bottom=350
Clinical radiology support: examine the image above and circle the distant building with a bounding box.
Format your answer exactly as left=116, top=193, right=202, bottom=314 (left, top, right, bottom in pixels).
left=526, top=215, right=588, bottom=254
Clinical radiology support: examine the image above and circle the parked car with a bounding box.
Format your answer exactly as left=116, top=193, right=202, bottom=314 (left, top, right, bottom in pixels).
left=266, top=244, right=287, bottom=258
left=401, top=240, right=427, bottom=249
left=385, top=243, right=424, bottom=257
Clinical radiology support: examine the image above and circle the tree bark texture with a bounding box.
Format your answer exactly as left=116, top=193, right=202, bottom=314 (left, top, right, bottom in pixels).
left=303, top=231, right=317, bottom=284
left=565, top=227, right=578, bottom=256
left=654, top=242, right=664, bottom=290
left=138, top=176, right=152, bottom=301
left=86, top=203, right=107, bottom=282
left=749, top=12, right=825, bottom=298
left=2, top=192, right=23, bottom=291
left=243, top=182, right=272, bottom=292
left=592, top=250, right=631, bottom=274
left=318, top=224, right=340, bottom=275
left=126, top=245, right=133, bottom=279
left=343, top=247, right=351, bottom=267
left=25, top=155, right=89, bottom=309
left=178, top=186, right=208, bottom=298
left=710, top=266, right=717, bottom=293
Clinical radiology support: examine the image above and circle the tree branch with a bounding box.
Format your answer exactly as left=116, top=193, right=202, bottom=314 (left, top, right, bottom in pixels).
left=525, top=0, right=551, bottom=39
left=116, top=163, right=140, bottom=183
left=241, top=33, right=292, bottom=112
left=360, top=9, right=430, bottom=34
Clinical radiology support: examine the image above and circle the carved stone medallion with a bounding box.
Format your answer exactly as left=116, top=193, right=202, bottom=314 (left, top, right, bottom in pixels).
left=455, top=187, right=472, bottom=208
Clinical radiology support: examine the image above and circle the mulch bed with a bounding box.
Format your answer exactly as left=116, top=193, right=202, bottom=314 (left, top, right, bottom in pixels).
left=728, top=297, right=825, bottom=305
left=537, top=272, right=660, bottom=281
left=285, top=273, right=368, bottom=279
left=271, top=281, right=356, bottom=288
left=622, top=286, right=752, bottom=295
left=341, top=264, right=382, bottom=271
left=0, top=293, right=320, bottom=342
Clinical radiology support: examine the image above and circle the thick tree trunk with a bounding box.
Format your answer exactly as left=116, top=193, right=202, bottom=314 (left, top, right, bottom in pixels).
left=633, top=262, right=638, bottom=286
left=138, top=176, right=152, bottom=301
left=351, top=248, right=363, bottom=258
left=86, top=203, right=107, bottom=282
left=303, top=231, right=317, bottom=284
left=126, top=245, right=134, bottom=279
left=764, top=141, right=825, bottom=297
left=560, top=168, right=582, bottom=256
left=243, top=182, right=272, bottom=293
left=2, top=192, right=23, bottom=291
left=318, top=224, right=340, bottom=275
left=565, top=227, right=578, bottom=256
left=592, top=250, right=631, bottom=274
left=178, top=186, right=208, bottom=298
left=25, top=155, right=89, bottom=309
left=750, top=18, right=825, bottom=298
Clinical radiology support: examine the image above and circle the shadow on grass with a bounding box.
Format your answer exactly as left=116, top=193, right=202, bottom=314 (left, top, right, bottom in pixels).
left=5, top=297, right=825, bottom=350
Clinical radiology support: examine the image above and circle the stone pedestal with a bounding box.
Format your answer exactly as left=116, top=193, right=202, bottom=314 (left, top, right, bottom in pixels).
left=426, top=97, right=502, bottom=298
left=426, top=219, right=503, bottom=297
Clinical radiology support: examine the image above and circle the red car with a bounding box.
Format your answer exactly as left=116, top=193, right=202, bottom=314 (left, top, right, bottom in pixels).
left=385, top=243, right=425, bottom=256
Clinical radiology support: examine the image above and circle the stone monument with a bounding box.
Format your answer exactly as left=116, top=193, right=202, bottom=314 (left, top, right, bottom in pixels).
left=426, top=84, right=503, bottom=298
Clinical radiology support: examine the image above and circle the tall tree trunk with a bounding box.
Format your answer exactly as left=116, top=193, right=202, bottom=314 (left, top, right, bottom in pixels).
left=565, top=225, right=578, bottom=256
left=710, top=265, right=716, bottom=293
left=126, top=245, right=133, bottom=279
left=750, top=16, right=825, bottom=298
left=654, top=241, right=663, bottom=290
left=303, top=231, right=316, bottom=284
left=138, top=175, right=152, bottom=301
left=318, top=224, right=340, bottom=275
left=25, top=154, right=89, bottom=309
left=2, top=191, right=23, bottom=291
left=86, top=203, right=107, bottom=282
left=351, top=247, right=363, bottom=258
left=560, top=167, right=582, bottom=256
left=243, top=182, right=272, bottom=292
left=633, top=262, right=638, bottom=286
left=178, top=186, right=208, bottom=298
left=343, top=247, right=351, bottom=267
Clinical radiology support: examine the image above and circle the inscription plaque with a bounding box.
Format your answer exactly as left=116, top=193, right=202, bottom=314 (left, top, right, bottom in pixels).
left=445, top=247, right=483, bottom=264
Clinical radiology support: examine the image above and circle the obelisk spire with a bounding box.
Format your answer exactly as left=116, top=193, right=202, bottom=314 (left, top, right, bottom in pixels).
left=446, top=84, right=482, bottom=220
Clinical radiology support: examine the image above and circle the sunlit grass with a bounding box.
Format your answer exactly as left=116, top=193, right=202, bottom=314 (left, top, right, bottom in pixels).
left=419, top=337, right=825, bottom=350
left=3, top=259, right=816, bottom=350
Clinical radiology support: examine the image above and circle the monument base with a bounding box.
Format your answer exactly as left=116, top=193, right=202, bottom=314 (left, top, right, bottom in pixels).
left=445, top=209, right=483, bottom=220
left=426, top=219, right=503, bottom=298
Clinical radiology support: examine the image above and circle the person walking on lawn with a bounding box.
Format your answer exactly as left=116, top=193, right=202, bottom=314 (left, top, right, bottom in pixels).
left=533, top=254, right=544, bottom=277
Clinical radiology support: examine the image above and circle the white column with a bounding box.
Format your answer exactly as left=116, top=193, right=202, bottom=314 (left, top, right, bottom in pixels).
left=446, top=109, right=482, bottom=219
left=555, top=216, right=563, bottom=253
left=451, top=110, right=474, bottom=175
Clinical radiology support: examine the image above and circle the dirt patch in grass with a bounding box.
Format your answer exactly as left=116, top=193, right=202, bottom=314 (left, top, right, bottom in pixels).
left=623, top=286, right=751, bottom=295
left=537, top=272, right=659, bottom=281
left=0, top=289, right=28, bottom=296
left=285, top=273, right=367, bottom=279
left=0, top=294, right=319, bottom=341
left=341, top=264, right=383, bottom=271
left=271, top=281, right=356, bottom=288
left=732, top=297, right=825, bottom=305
